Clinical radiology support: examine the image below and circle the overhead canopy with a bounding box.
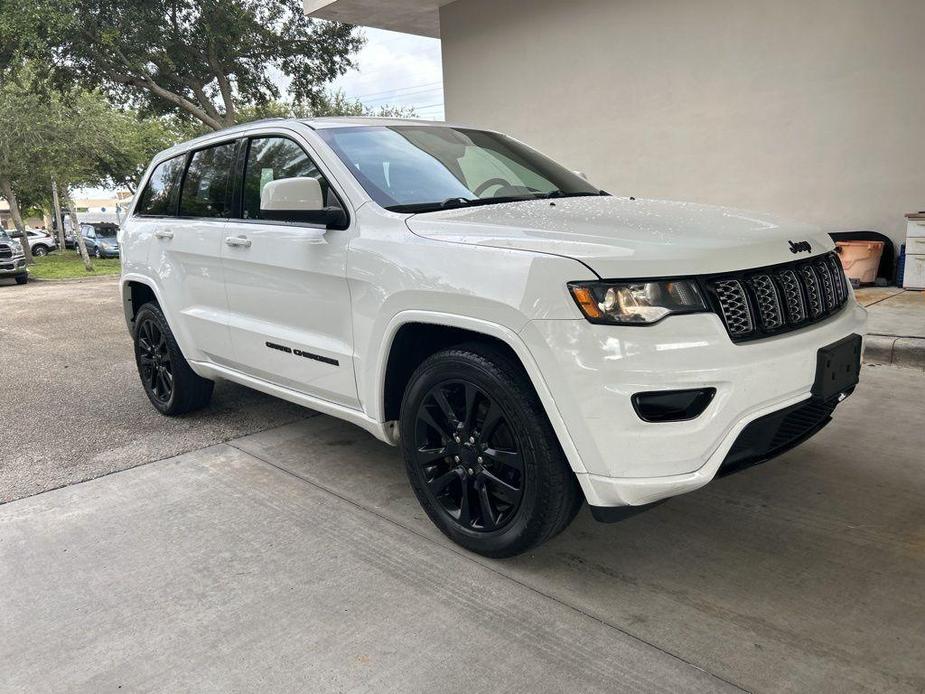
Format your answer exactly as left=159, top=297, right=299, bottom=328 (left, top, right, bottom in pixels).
left=302, top=0, right=447, bottom=38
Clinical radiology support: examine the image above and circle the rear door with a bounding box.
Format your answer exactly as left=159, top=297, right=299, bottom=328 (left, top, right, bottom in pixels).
left=143, top=142, right=237, bottom=366
left=220, top=132, right=358, bottom=408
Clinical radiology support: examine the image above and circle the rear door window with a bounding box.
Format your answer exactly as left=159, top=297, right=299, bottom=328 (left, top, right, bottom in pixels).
left=179, top=142, right=238, bottom=219
left=135, top=155, right=185, bottom=217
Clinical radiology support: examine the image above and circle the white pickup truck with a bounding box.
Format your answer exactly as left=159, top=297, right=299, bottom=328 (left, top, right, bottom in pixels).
left=121, top=118, right=867, bottom=556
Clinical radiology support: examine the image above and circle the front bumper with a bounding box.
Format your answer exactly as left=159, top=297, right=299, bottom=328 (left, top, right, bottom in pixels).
left=520, top=300, right=868, bottom=508
left=0, top=257, right=27, bottom=277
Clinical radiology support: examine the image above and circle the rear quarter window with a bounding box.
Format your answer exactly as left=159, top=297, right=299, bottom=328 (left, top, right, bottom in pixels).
left=135, top=155, right=186, bottom=217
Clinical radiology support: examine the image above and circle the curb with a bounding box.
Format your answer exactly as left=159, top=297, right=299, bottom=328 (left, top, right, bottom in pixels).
left=863, top=334, right=925, bottom=371
left=29, top=274, right=120, bottom=284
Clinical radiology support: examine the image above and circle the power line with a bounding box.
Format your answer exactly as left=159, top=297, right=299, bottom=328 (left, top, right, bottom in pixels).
left=350, top=80, right=443, bottom=100
left=362, top=88, right=444, bottom=106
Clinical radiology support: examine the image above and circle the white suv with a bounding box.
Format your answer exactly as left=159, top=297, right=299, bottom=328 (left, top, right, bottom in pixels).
left=121, top=118, right=867, bottom=557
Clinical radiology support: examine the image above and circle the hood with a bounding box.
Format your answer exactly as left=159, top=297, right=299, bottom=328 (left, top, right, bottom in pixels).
left=405, top=196, right=833, bottom=278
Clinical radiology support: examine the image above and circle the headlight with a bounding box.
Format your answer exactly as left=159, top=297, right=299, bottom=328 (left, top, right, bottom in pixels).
left=568, top=279, right=709, bottom=324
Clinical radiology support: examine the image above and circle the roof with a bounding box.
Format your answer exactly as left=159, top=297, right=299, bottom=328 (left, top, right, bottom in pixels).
left=150, top=117, right=464, bottom=163
left=302, top=116, right=451, bottom=129
left=303, top=0, right=449, bottom=38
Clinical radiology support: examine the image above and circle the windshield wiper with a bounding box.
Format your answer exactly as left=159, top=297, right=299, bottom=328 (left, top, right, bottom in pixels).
left=387, top=195, right=534, bottom=214
left=538, top=190, right=608, bottom=199
left=439, top=197, right=476, bottom=209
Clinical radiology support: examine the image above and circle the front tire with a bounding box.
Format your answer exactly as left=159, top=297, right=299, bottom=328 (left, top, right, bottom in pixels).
left=400, top=344, right=582, bottom=558
left=14, top=274, right=27, bottom=285
left=133, top=302, right=214, bottom=415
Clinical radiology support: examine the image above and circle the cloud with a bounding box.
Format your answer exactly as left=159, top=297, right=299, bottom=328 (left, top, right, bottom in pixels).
left=331, top=28, right=445, bottom=120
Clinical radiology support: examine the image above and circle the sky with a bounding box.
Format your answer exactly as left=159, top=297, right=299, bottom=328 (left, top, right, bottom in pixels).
left=330, top=28, right=445, bottom=121
left=80, top=28, right=444, bottom=199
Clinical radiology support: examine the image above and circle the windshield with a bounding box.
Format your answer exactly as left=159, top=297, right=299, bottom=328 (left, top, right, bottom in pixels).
left=0, top=228, right=10, bottom=242
left=316, top=125, right=604, bottom=212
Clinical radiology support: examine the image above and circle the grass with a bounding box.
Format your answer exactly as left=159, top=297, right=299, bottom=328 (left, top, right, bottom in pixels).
left=28, top=251, right=121, bottom=280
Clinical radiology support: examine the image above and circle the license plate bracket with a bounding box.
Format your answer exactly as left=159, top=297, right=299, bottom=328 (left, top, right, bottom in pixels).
left=812, top=334, right=862, bottom=400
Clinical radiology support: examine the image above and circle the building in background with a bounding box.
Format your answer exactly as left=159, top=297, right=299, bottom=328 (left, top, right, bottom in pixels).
left=73, top=191, right=134, bottom=225
left=0, top=199, right=44, bottom=229
left=1, top=191, right=133, bottom=230
left=305, top=0, right=925, bottom=252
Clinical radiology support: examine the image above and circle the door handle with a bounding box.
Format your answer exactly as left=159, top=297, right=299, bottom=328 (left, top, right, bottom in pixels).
left=225, top=235, right=252, bottom=248
left=153, top=229, right=174, bottom=240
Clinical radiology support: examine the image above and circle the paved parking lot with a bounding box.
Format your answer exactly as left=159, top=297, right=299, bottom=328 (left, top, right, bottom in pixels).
left=2, top=278, right=924, bottom=692
left=0, top=277, right=308, bottom=502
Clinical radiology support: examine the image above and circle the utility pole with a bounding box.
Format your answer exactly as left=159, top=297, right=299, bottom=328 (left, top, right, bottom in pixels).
left=51, top=179, right=66, bottom=251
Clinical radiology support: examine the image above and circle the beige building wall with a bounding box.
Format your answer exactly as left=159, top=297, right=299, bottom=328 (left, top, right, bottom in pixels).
left=440, top=0, right=925, bottom=251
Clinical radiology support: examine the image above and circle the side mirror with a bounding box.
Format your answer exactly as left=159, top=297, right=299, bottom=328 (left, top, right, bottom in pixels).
left=260, top=177, right=347, bottom=229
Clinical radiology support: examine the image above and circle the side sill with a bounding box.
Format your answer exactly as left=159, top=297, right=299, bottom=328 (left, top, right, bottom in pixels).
left=191, top=360, right=394, bottom=444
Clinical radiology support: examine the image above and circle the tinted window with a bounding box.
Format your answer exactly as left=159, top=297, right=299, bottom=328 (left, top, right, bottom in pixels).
left=317, top=125, right=602, bottom=211
left=135, top=155, right=185, bottom=216
left=179, top=142, right=237, bottom=219
left=242, top=137, right=336, bottom=221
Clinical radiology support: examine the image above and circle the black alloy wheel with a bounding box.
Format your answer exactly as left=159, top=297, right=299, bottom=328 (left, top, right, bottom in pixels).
left=413, top=379, right=524, bottom=532
left=400, top=345, right=583, bottom=557
left=136, top=316, right=173, bottom=404
left=132, top=302, right=213, bottom=415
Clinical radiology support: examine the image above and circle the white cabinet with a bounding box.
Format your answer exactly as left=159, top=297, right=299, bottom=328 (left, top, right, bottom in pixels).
left=905, top=215, right=925, bottom=289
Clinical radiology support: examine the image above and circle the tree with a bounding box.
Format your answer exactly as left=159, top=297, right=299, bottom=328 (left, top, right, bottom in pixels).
left=236, top=89, right=419, bottom=124
left=2, top=0, right=364, bottom=131
left=0, top=69, right=176, bottom=270
left=0, top=71, right=47, bottom=261
left=94, top=111, right=188, bottom=193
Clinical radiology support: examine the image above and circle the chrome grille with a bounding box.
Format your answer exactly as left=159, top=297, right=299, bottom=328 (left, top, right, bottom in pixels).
left=800, top=265, right=824, bottom=319
left=712, top=279, right=753, bottom=336
left=747, top=274, right=784, bottom=330
left=708, top=251, right=849, bottom=342
left=826, top=254, right=847, bottom=305
left=814, top=258, right=836, bottom=311
left=775, top=269, right=806, bottom=323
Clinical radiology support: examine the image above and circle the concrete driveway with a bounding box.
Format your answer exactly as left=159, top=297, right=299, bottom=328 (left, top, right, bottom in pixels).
left=2, top=280, right=924, bottom=692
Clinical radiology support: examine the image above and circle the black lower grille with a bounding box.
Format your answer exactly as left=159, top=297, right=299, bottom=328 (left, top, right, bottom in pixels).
left=705, top=252, right=850, bottom=342
left=720, top=395, right=842, bottom=474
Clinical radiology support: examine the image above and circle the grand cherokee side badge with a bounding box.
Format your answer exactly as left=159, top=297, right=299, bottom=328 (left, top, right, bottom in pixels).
left=789, top=240, right=812, bottom=254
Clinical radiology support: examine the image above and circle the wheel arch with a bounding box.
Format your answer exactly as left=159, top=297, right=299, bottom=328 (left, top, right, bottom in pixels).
left=374, top=311, right=588, bottom=474
left=120, top=274, right=166, bottom=335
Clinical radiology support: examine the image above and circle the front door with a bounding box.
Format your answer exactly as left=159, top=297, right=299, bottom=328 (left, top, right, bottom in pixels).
left=221, top=135, right=358, bottom=408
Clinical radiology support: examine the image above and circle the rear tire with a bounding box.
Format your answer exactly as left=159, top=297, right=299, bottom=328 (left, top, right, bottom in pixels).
left=133, top=302, right=213, bottom=415
left=32, top=245, right=48, bottom=257
left=399, top=344, right=582, bottom=558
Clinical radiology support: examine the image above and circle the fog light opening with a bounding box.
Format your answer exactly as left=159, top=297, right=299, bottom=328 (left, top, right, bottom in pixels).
left=632, top=388, right=717, bottom=423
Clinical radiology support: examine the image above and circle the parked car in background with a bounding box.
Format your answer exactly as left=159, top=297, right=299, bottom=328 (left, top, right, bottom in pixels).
left=9, top=228, right=57, bottom=256
left=80, top=223, right=120, bottom=258
left=0, top=227, right=28, bottom=284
